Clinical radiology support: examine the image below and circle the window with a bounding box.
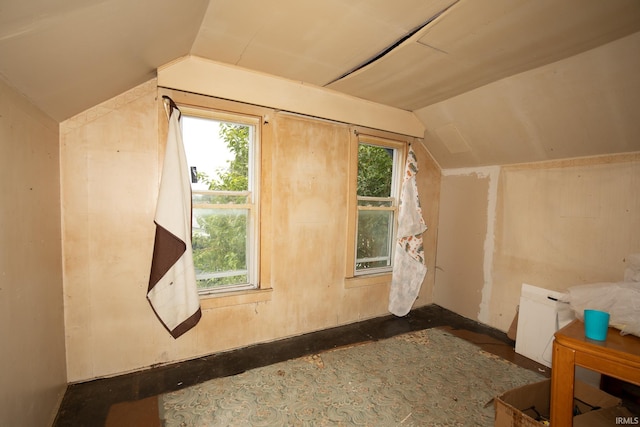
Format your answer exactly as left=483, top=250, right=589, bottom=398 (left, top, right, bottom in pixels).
left=181, top=108, right=260, bottom=294
left=354, top=136, right=403, bottom=275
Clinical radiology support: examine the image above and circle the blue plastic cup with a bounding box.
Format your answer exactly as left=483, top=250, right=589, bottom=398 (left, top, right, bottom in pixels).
left=584, top=309, right=610, bottom=341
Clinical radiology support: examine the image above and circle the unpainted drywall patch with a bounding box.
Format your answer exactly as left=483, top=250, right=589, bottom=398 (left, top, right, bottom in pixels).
left=442, top=166, right=500, bottom=323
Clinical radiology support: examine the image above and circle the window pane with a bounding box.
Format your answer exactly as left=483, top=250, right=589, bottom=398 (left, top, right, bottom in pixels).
left=355, top=141, right=399, bottom=275
left=182, top=116, right=251, bottom=192
left=357, top=144, right=394, bottom=197
left=357, top=197, right=393, bottom=208
left=356, top=209, right=393, bottom=271
left=193, top=191, right=250, bottom=206
left=192, top=208, right=248, bottom=289
left=181, top=110, right=258, bottom=293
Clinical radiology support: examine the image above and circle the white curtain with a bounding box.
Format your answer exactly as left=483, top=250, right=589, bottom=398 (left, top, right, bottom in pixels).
left=147, top=105, right=201, bottom=338
left=389, top=145, right=427, bottom=316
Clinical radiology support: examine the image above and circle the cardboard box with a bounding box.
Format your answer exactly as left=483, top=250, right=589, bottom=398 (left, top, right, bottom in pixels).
left=494, top=379, right=621, bottom=427
left=574, top=405, right=637, bottom=427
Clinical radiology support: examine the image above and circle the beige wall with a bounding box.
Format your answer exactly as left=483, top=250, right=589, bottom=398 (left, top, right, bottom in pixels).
left=0, top=79, right=66, bottom=426
left=435, top=155, right=640, bottom=331
left=61, top=80, right=441, bottom=382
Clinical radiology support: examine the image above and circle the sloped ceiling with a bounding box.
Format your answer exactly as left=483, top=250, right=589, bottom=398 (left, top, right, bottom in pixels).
left=1, top=0, right=639, bottom=168
left=191, top=0, right=457, bottom=87
left=416, top=31, right=640, bottom=168
left=328, top=0, right=640, bottom=110
left=0, top=0, right=209, bottom=121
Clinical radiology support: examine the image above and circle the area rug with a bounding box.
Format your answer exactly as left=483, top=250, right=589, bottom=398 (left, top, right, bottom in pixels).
left=159, top=328, right=544, bottom=426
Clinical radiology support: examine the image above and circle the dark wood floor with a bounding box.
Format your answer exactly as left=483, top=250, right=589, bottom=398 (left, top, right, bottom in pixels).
left=53, top=304, right=549, bottom=427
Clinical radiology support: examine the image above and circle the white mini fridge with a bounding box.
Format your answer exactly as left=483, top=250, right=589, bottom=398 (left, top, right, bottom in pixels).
left=515, top=283, right=574, bottom=368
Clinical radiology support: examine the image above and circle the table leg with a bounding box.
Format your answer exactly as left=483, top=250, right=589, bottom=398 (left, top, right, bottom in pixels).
left=551, top=340, right=576, bottom=426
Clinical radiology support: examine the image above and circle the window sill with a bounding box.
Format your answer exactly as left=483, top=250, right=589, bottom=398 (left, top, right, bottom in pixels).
left=200, top=287, right=273, bottom=310
left=344, top=273, right=392, bottom=289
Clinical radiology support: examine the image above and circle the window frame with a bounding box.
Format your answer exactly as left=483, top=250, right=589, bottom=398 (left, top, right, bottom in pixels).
left=346, top=128, right=407, bottom=280
left=177, top=105, right=261, bottom=295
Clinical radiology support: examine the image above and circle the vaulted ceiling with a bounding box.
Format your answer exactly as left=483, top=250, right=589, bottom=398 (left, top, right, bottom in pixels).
left=2, top=0, right=639, bottom=167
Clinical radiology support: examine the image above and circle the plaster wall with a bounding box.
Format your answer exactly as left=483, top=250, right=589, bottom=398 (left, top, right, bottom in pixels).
left=61, top=79, right=440, bottom=382
left=435, top=155, right=640, bottom=332
left=0, top=79, right=66, bottom=426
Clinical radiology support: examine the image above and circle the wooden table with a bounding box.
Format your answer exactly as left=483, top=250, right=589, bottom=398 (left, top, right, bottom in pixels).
left=551, top=319, right=640, bottom=426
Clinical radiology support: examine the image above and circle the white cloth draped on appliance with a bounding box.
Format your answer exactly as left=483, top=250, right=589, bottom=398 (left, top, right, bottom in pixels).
left=147, top=104, right=201, bottom=338
left=389, top=145, right=428, bottom=317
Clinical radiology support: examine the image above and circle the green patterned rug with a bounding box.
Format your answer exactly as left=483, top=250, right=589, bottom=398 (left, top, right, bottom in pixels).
left=160, top=328, right=543, bottom=426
